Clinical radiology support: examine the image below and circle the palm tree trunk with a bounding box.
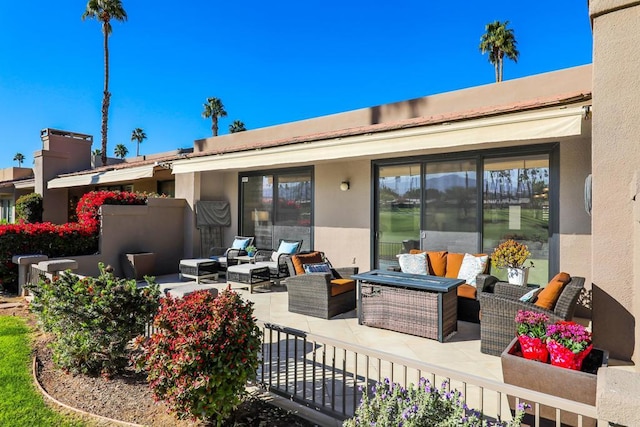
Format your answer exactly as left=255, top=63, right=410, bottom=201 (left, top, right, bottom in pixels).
left=101, top=25, right=111, bottom=166
left=212, top=118, right=218, bottom=136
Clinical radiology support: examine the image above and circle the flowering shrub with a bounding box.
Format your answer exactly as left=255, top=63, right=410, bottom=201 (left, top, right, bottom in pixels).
left=0, top=190, right=147, bottom=288
left=515, top=310, right=549, bottom=339
left=546, top=321, right=592, bottom=353
left=491, top=239, right=532, bottom=269
left=27, top=263, right=160, bottom=376
left=134, top=287, right=261, bottom=425
left=344, top=377, right=526, bottom=427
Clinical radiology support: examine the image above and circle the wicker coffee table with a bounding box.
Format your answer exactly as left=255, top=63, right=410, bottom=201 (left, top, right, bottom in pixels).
left=353, top=270, right=464, bottom=342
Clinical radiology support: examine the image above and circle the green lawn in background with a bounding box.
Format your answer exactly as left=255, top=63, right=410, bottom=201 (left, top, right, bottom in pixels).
left=0, top=316, right=84, bottom=427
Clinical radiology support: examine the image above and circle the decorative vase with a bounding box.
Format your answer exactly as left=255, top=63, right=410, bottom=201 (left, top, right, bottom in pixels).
left=517, top=334, right=549, bottom=362
left=247, top=251, right=255, bottom=257
left=507, top=267, right=529, bottom=285
left=547, top=339, right=593, bottom=370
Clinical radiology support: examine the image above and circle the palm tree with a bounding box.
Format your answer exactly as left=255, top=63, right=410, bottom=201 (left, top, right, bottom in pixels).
left=202, top=97, right=227, bottom=136
left=92, top=148, right=102, bottom=156
left=229, top=120, right=246, bottom=133
left=82, top=0, right=128, bottom=166
left=114, top=143, right=128, bottom=159
left=13, top=152, right=25, bottom=167
left=131, top=127, right=147, bottom=157
left=479, top=20, right=519, bottom=82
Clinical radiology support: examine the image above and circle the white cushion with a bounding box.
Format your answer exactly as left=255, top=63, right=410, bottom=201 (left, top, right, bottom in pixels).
left=271, top=251, right=282, bottom=262
left=398, top=252, right=428, bottom=275
left=457, top=253, right=488, bottom=287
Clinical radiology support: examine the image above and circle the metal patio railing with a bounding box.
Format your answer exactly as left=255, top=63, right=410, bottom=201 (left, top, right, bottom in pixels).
left=256, top=322, right=601, bottom=425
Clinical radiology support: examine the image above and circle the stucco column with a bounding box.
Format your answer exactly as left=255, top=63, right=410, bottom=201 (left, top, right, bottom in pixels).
left=175, top=171, right=202, bottom=258
left=590, top=0, right=640, bottom=363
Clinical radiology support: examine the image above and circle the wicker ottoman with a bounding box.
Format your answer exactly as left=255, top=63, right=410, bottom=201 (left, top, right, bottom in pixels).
left=179, top=259, right=219, bottom=283
left=227, top=264, right=271, bottom=293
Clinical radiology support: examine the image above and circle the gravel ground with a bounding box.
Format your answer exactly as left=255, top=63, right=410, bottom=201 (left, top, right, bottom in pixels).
left=1, top=294, right=318, bottom=427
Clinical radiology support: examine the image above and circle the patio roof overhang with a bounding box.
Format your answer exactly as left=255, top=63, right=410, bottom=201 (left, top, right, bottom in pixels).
left=47, top=164, right=156, bottom=189
left=172, top=105, right=588, bottom=174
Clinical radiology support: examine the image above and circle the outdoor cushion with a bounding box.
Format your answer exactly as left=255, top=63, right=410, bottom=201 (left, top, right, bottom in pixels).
left=330, top=278, right=356, bottom=296
left=446, top=252, right=488, bottom=278
left=457, top=284, right=477, bottom=300
left=292, top=252, right=324, bottom=274
left=535, top=272, right=571, bottom=310
left=278, top=240, right=300, bottom=254
left=408, top=250, right=448, bottom=276
left=457, top=253, right=488, bottom=287
left=519, top=287, right=541, bottom=302
left=398, top=252, right=428, bottom=275
left=231, top=238, right=251, bottom=250
left=304, top=262, right=332, bottom=274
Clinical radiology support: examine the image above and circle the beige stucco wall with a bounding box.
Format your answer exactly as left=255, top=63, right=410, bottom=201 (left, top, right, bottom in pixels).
left=314, top=160, right=371, bottom=270
left=92, top=198, right=186, bottom=278
left=558, top=136, right=592, bottom=288
left=590, top=0, right=640, bottom=364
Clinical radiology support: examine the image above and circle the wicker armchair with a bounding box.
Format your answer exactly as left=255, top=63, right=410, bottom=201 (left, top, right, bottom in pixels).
left=478, top=277, right=585, bottom=356
left=285, top=254, right=358, bottom=319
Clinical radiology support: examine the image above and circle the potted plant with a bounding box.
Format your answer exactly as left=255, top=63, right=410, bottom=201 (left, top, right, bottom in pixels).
left=490, top=239, right=534, bottom=285
left=515, top=310, right=549, bottom=362
left=245, top=245, right=257, bottom=257
left=545, top=320, right=593, bottom=370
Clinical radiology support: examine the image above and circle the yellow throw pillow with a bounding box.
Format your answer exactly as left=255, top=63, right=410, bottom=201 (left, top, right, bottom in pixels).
left=534, top=272, right=571, bottom=310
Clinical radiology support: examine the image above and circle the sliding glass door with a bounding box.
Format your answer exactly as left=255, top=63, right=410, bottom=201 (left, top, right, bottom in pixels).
left=374, top=164, right=421, bottom=270
left=240, top=168, right=312, bottom=251
left=482, top=155, right=550, bottom=284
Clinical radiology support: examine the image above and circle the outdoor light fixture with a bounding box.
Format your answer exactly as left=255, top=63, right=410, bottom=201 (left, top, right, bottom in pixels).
left=340, top=181, right=350, bottom=191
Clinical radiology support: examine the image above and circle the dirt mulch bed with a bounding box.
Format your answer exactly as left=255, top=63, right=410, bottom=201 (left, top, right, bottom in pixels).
left=1, top=294, right=318, bottom=427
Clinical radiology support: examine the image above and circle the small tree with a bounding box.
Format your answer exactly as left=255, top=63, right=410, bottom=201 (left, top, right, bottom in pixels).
left=15, top=192, right=43, bottom=223
left=114, top=143, right=128, bottom=158
left=135, top=288, right=261, bottom=425
left=131, top=127, right=147, bottom=156
left=202, top=97, right=227, bottom=136
left=13, top=152, right=25, bottom=167
left=479, top=20, right=519, bottom=82
left=229, top=120, right=246, bottom=133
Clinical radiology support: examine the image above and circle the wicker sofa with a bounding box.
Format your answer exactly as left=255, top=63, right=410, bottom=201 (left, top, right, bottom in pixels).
left=284, top=252, right=358, bottom=319
left=395, top=250, right=498, bottom=323
left=478, top=277, right=585, bottom=356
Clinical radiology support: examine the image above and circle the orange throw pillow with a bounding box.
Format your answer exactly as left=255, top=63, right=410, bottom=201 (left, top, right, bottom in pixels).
left=457, top=283, right=477, bottom=299
left=534, top=272, right=571, bottom=310
left=427, top=251, right=448, bottom=276
left=445, top=253, right=465, bottom=278
left=292, top=252, right=324, bottom=274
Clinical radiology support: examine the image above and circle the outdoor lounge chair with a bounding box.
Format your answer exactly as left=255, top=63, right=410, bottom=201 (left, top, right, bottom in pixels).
left=284, top=251, right=358, bottom=319
left=478, top=276, right=585, bottom=356
left=209, top=236, right=255, bottom=274
left=253, top=239, right=303, bottom=284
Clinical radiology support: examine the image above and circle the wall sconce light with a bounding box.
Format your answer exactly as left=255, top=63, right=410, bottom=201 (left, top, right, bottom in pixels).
left=340, top=181, right=350, bottom=191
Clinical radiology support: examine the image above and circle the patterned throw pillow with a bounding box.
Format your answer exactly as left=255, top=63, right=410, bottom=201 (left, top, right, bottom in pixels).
left=457, top=253, right=488, bottom=287
left=519, top=288, right=541, bottom=302
left=303, top=262, right=332, bottom=274
left=398, top=252, right=428, bottom=275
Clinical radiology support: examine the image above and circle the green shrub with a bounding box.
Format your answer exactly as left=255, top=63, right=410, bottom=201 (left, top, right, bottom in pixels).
left=27, top=263, right=160, bottom=377
left=15, top=193, right=43, bottom=223
left=134, top=288, right=262, bottom=426
left=344, top=378, right=526, bottom=427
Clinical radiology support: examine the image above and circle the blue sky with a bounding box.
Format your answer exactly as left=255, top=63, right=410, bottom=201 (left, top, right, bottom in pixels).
left=0, top=1, right=592, bottom=169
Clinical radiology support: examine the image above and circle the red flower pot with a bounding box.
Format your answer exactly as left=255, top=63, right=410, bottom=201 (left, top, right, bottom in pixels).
left=547, top=339, right=593, bottom=370
left=517, top=334, right=549, bottom=362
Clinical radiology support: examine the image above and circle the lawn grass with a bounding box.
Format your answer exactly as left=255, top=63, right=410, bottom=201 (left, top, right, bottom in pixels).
left=0, top=316, right=84, bottom=427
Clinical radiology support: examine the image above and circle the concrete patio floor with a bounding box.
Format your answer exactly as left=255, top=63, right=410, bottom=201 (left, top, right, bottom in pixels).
left=155, top=274, right=504, bottom=383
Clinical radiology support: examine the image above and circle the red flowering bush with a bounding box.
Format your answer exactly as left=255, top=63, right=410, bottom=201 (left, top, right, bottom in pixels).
left=0, top=190, right=147, bottom=288
left=134, top=288, right=262, bottom=425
